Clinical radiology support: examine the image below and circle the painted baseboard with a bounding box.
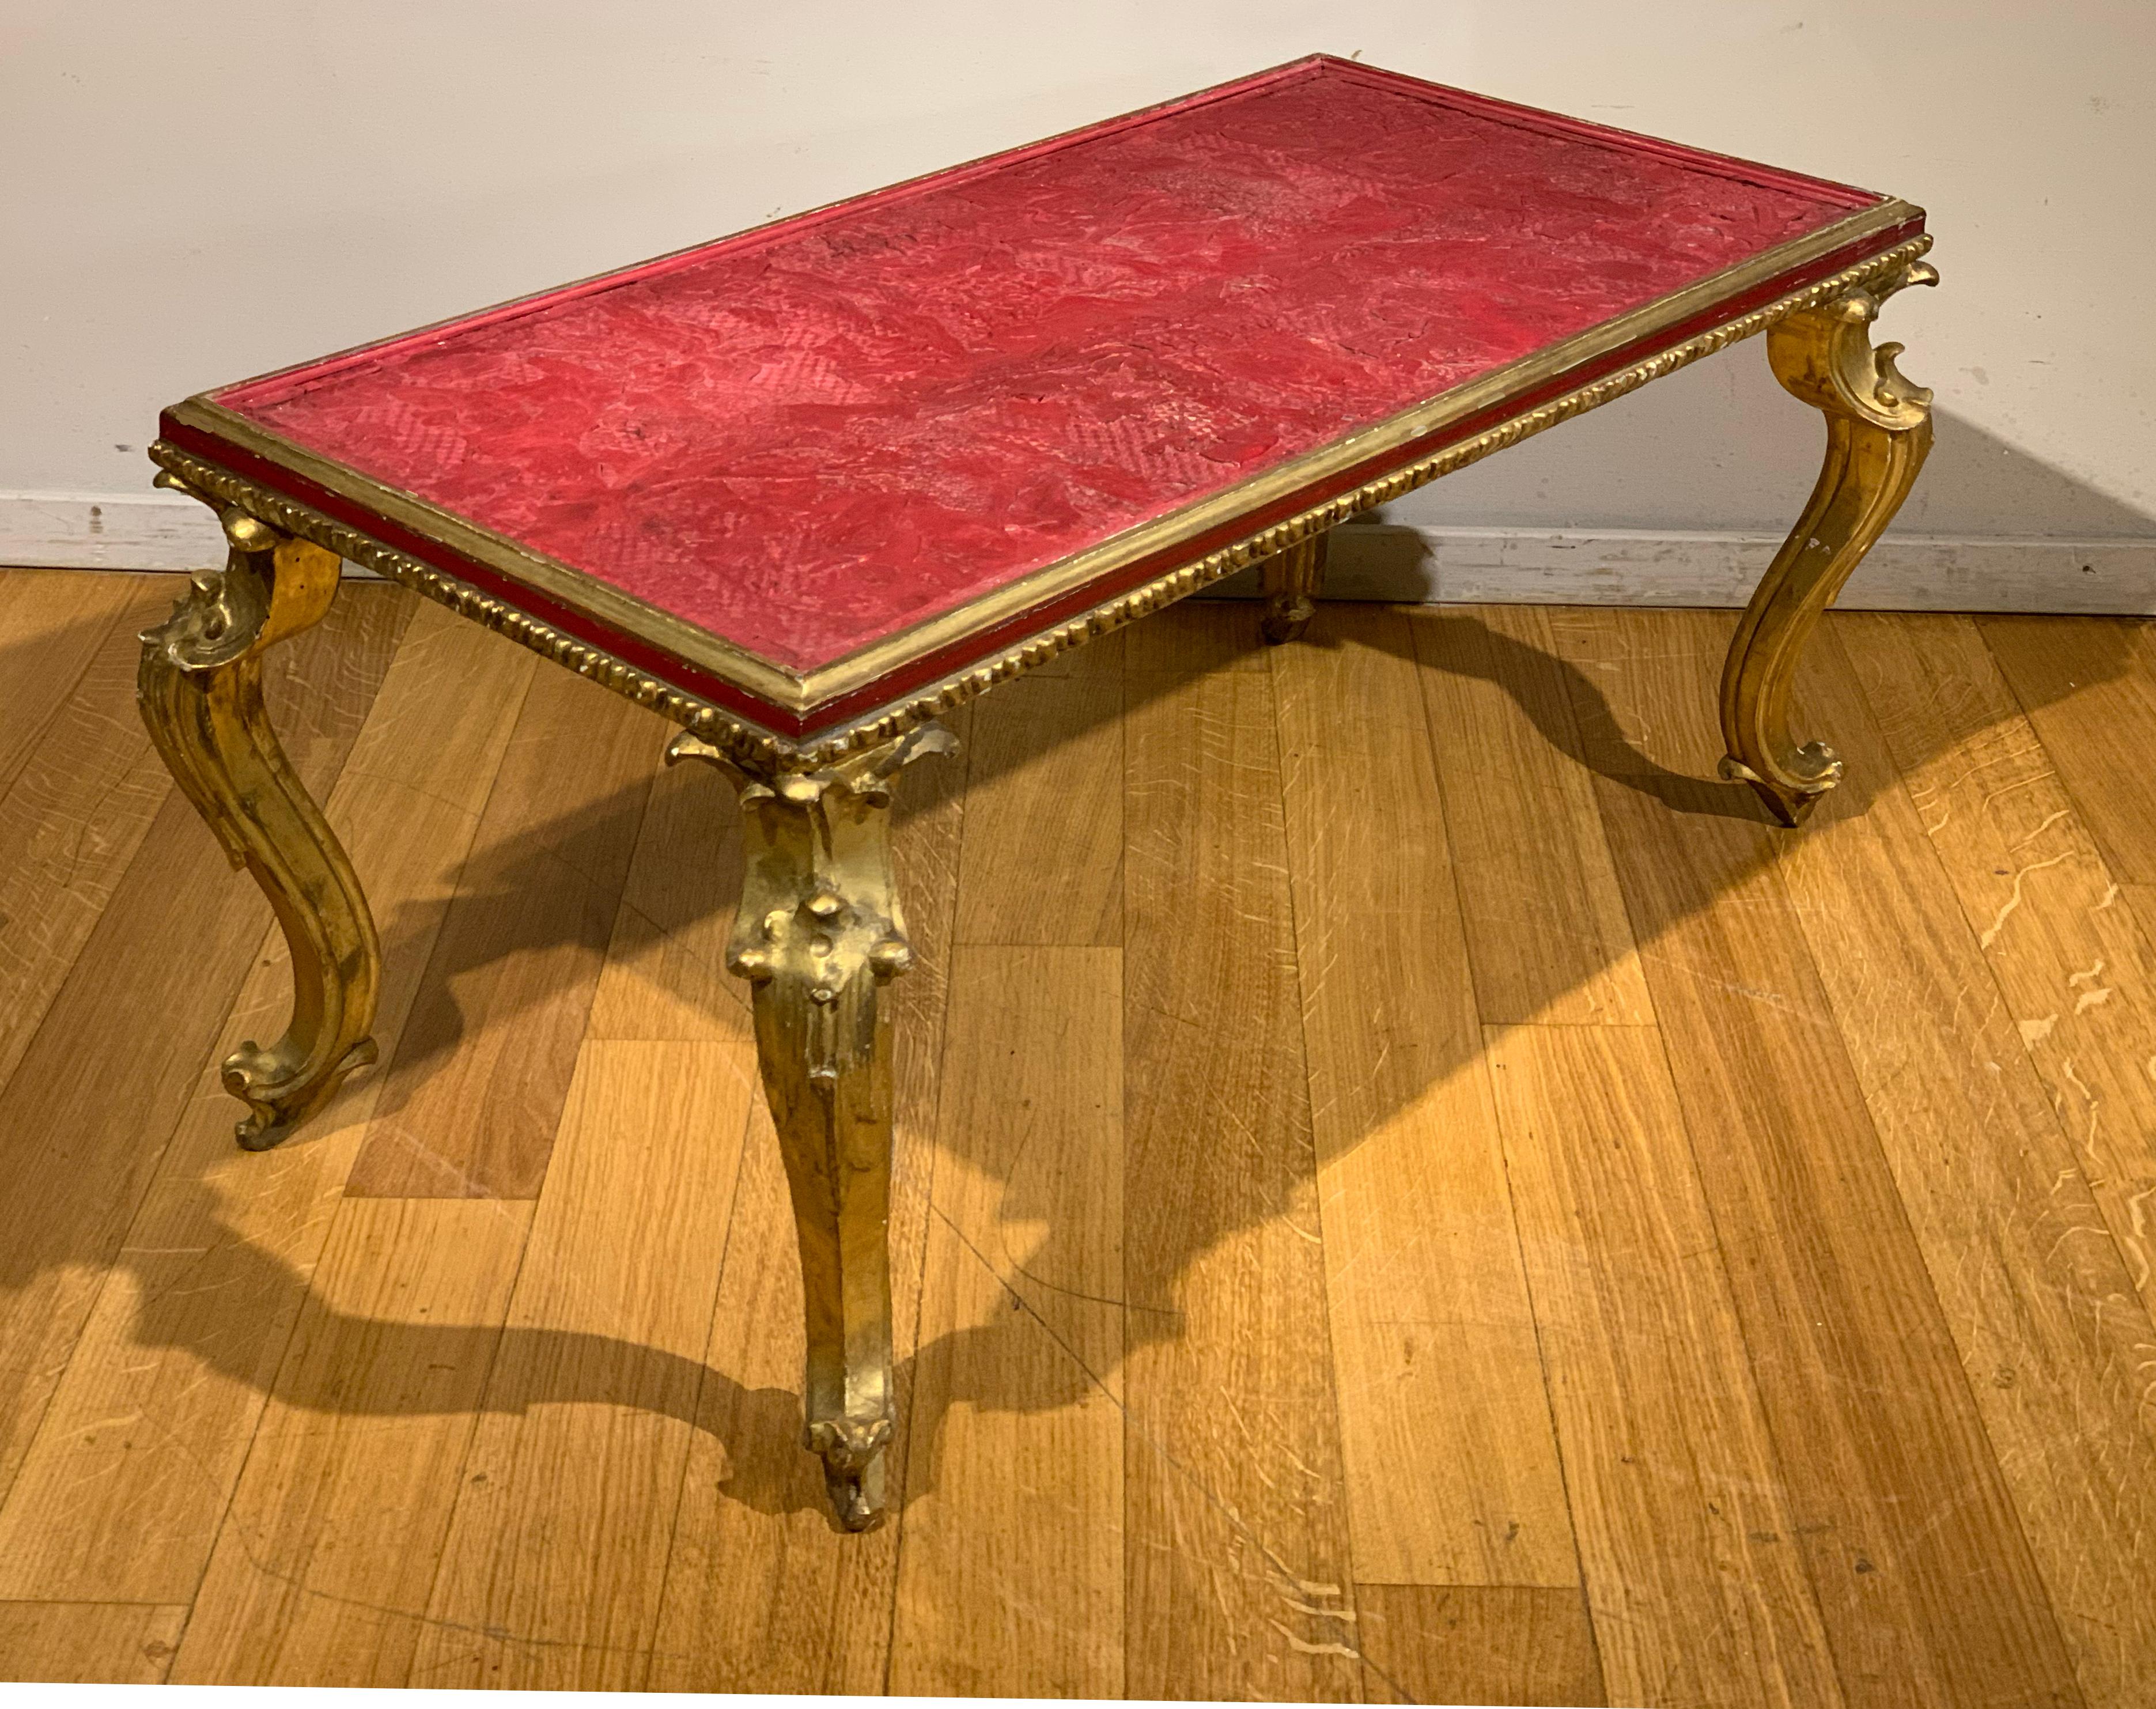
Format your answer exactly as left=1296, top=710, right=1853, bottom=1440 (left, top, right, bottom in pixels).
left=1224, top=522, right=2156, bottom=615
left=7, top=492, right=2151, bottom=615
left=0, top=491, right=399, bottom=580
left=3, top=491, right=226, bottom=571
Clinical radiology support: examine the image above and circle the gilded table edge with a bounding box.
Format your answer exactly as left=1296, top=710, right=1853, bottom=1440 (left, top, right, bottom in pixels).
left=158, top=200, right=1918, bottom=717
left=148, top=226, right=1932, bottom=776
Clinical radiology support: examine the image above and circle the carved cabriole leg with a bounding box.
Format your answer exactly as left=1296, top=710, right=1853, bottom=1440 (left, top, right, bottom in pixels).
left=666, top=719, right=956, bottom=1531
left=137, top=475, right=381, bottom=1148
left=1259, top=528, right=1329, bottom=643
left=1720, top=259, right=1938, bottom=825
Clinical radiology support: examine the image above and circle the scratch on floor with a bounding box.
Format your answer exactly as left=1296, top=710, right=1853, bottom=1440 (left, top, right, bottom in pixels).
left=2009, top=807, right=2074, bottom=852
left=124, top=1405, right=684, bottom=1670
left=1980, top=850, right=2073, bottom=947
left=2123, top=1185, right=2155, bottom=1297
left=2070, top=960, right=2114, bottom=1014
left=930, top=1204, right=1398, bottom=1690
left=1265, top=1617, right=1359, bottom=1658
left=1279, top=1594, right=1357, bottom=1621
left=2059, top=1058, right=2102, bottom=1154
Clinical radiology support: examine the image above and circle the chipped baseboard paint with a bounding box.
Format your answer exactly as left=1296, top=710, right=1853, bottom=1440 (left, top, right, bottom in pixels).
left=8, top=493, right=2151, bottom=614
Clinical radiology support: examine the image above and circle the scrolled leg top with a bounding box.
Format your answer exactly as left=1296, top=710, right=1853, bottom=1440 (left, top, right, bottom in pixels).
left=137, top=481, right=380, bottom=1147
left=1719, top=259, right=1937, bottom=826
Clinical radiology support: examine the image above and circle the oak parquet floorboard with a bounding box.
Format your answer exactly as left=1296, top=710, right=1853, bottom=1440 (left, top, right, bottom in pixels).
left=890, top=945, right=1124, bottom=1696
left=0, top=1601, right=188, bottom=1684
left=1979, top=616, right=2156, bottom=886
left=0, top=578, right=179, bottom=1095
left=954, top=672, right=1123, bottom=948
left=168, top=1198, right=534, bottom=1686
left=1552, top=606, right=2085, bottom=1708
left=1122, top=611, right=1359, bottom=1700
left=4, top=588, right=2150, bottom=1697
left=0, top=600, right=531, bottom=1603
left=1357, top=1583, right=1604, bottom=1708
left=1412, top=604, right=1655, bottom=1027
left=0, top=585, right=406, bottom=1504
left=584, top=743, right=749, bottom=1045
left=891, top=671, right=1126, bottom=1692
left=1487, top=1022, right=1841, bottom=1708
left=2129, top=886, right=2156, bottom=950
left=1784, top=621, right=2156, bottom=1706
left=1274, top=603, right=1575, bottom=1588
left=645, top=1107, right=873, bottom=1693
left=346, top=664, right=663, bottom=1198
left=0, top=568, right=149, bottom=796
left=406, top=1039, right=755, bottom=1689
left=1837, top=615, right=2156, bottom=1319
left=1122, top=599, right=1270, bottom=678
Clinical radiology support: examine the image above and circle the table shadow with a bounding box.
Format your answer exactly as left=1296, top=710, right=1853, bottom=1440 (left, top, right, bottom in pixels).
left=10, top=581, right=2144, bottom=1542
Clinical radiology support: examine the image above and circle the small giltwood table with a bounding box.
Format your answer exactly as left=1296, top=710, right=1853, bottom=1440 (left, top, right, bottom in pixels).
left=138, top=55, right=1934, bottom=1531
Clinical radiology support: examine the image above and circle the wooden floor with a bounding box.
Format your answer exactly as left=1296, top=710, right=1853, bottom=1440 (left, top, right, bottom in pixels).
left=0, top=568, right=2153, bottom=1704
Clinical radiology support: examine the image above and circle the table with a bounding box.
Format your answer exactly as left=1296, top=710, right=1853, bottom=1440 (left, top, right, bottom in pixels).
left=136, top=54, right=1934, bottom=1532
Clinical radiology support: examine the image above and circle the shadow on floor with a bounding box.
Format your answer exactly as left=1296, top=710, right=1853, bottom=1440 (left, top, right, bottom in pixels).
left=4, top=561, right=2146, bottom=1537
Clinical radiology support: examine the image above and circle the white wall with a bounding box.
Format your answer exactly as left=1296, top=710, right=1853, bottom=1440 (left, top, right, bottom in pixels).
left=5, top=1, right=2150, bottom=574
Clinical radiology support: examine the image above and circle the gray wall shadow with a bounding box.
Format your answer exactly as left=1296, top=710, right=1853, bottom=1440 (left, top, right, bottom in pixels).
left=1366, top=352, right=2155, bottom=539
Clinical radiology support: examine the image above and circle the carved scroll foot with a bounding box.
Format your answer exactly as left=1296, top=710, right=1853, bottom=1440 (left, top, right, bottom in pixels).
left=138, top=477, right=381, bottom=1148
left=1259, top=530, right=1329, bottom=644
left=668, top=720, right=957, bottom=1532
left=1720, top=258, right=1937, bottom=826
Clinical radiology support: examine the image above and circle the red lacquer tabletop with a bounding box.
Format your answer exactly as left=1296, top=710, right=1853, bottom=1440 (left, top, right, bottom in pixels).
left=164, top=54, right=1913, bottom=731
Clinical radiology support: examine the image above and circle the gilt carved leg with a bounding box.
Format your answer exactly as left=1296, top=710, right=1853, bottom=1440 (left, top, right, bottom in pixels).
left=137, top=477, right=381, bottom=1148
left=1259, top=529, right=1329, bottom=644
left=667, top=720, right=956, bottom=1531
left=1720, top=259, right=1938, bottom=825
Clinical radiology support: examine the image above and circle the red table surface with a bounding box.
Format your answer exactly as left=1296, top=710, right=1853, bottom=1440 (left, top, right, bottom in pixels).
left=195, top=56, right=1878, bottom=679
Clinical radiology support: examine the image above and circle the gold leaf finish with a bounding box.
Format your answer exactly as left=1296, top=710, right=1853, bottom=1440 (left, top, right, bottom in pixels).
left=137, top=476, right=380, bottom=1147
left=161, top=201, right=1919, bottom=721
left=665, top=720, right=958, bottom=1529
left=126, top=217, right=1941, bottom=1535
left=1719, top=260, right=1938, bottom=824
left=147, top=230, right=1930, bottom=776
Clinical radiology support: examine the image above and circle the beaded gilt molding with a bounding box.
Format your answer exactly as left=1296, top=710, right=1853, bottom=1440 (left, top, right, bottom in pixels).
left=147, top=229, right=1930, bottom=776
